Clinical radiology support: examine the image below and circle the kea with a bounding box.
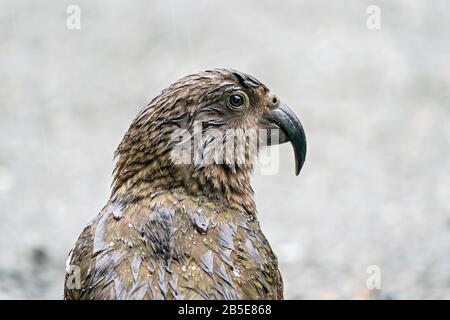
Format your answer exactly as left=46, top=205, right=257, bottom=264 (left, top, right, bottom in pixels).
left=64, top=68, right=306, bottom=300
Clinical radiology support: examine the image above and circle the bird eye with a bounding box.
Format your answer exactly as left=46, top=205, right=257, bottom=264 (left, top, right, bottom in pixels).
left=226, top=92, right=248, bottom=110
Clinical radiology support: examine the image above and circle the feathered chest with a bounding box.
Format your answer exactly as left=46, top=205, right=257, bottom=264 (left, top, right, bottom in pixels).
left=65, top=189, right=283, bottom=300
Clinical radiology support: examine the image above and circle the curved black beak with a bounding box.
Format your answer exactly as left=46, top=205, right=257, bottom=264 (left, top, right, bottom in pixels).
left=266, top=103, right=307, bottom=175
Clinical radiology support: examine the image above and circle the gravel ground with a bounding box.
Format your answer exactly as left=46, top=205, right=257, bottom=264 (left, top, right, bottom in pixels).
left=0, top=0, right=449, bottom=299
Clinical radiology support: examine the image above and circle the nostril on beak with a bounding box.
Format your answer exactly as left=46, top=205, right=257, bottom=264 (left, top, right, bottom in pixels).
left=268, top=95, right=280, bottom=109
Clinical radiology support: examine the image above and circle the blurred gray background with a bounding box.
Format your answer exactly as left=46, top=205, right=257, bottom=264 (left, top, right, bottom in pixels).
left=1, top=0, right=449, bottom=299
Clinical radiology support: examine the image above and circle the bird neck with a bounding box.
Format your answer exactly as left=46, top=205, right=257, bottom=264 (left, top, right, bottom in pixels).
left=111, top=115, right=257, bottom=216
left=186, top=165, right=257, bottom=216
left=111, top=159, right=257, bottom=216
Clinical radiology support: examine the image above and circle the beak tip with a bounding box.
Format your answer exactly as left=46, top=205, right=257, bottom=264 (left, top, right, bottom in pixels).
left=295, top=156, right=305, bottom=176
left=294, top=132, right=307, bottom=177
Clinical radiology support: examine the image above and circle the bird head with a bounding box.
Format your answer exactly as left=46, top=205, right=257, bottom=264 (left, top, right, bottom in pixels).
left=113, top=68, right=306, bottom=209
